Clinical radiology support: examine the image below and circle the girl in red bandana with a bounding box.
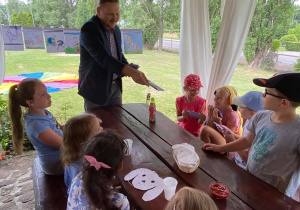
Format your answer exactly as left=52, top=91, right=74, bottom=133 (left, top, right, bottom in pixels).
left=176, top=74, right=206, bottom=137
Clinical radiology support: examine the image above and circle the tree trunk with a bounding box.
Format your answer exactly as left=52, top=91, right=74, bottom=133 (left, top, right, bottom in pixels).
left=249, top=43, right=271, bottom=69
left=158, top=0, right=164, bottom=52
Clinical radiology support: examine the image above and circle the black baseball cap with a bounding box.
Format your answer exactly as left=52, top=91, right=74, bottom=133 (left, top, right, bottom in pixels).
left=253, top=72, right=300, bottom=102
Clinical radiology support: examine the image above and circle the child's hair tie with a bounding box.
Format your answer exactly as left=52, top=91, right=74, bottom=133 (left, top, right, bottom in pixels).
left=84, top=155, right=111, bottom=171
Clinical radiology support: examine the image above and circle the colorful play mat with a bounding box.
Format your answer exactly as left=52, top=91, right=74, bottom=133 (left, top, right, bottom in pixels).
left=0, top=72, right=78, bottom=94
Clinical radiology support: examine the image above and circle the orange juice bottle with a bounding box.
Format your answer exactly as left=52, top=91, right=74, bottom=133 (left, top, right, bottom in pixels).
left=149, top=97, right=156, bottom=122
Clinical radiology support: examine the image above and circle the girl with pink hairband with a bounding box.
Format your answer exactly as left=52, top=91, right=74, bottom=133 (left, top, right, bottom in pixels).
left=67, top=130, right=129, bottom=210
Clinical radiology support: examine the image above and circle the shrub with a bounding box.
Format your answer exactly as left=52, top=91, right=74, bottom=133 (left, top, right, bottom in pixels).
left=280, top=34, right=298, bottom=46
left=285, top=41, right=300, bottom=51
left=0, top=96, right=73, bottom=153
left=270, top=39, right=281, bottom=52
left=0, top=95, right=12, bottom=151
left=293, top=59, right=300, bottom=72
left=0, top=95, right=34, bottom=152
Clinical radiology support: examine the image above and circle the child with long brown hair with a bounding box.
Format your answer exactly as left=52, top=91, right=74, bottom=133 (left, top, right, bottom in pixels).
left=9, top=78, right=63, bottom=175
left=61, top=113, right=103, bottom=192
left=164, top=187, right=218, bottom=210
left=67, top=130, right=129, bottom=210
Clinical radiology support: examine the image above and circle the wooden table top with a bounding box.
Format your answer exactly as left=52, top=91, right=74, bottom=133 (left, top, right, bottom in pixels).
left=88, top=103, right=300, bottom=210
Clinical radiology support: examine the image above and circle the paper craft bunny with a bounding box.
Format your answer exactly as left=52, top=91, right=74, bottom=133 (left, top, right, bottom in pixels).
left=124, top=168, right=164, bottom=201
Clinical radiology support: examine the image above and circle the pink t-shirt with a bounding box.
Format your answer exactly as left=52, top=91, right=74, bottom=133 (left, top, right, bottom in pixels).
left=176, top=95, right=206, bottom=136
left=221, top=109, right=241, bottom=134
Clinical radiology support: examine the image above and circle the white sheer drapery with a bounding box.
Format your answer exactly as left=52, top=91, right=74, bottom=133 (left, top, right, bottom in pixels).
left=180, top=0, right=212, bottom=99
left=206, top=0, right=257, bottom=105
left=0, top=26, right=5, bottom=85
left=180, top=0, right=257, bottom=106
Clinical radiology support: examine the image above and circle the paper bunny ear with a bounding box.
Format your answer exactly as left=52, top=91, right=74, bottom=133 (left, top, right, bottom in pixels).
left=142, top=179, right=164, bottom=201
left=124, top=168, right=151, bottom=181
left=84, top=155, right=111, bottom=171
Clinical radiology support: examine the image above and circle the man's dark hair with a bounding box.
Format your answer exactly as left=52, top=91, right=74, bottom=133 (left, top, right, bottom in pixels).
left=98, top=0, right=119, bottom=8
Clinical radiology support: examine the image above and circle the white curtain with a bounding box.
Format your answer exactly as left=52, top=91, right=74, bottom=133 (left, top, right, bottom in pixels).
left=206, top=0, right=257, bottom=105
left=180, top=0, right=257, bottom=106
left=180, top=0, right=212, bottom=99
left=0, top=26, right=5, bottom=85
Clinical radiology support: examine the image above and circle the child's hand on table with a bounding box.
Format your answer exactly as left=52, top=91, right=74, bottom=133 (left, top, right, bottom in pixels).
left=202, top=143, right=223, bottom=153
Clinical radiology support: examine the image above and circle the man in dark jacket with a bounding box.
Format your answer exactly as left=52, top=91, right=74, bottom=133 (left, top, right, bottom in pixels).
left=78, top=0, right=148, bottom=111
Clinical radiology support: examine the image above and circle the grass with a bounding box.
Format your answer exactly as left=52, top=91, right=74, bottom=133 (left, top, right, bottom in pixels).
left=278, top=46, right=287, bottom=51
left=3, top=49, right=285, bottom=124
left=163, top=32, right=180, bottom=40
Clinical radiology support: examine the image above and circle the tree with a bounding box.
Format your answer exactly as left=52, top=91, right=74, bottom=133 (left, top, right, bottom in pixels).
left=293, top=5, right=300, bottom=23
left=209, top=0, right=221, bottom=52
left=0, top=4, right=9, bottom=25
left=12, top=11, right=33, bottom=26
left=31, top=0, right=76, bottom=28
left=287, top=23, right=300, bottom=40
left=120, top=0, right=160, bottom=49
left=6, top=0, right=29, bottom=25
left=75, top=0, right=97, bottom=28
left=244, top=0, right=295, bottom=68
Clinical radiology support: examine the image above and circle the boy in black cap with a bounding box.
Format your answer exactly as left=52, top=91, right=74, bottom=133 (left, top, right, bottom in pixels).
left=203, top=71, right=300, bottom=198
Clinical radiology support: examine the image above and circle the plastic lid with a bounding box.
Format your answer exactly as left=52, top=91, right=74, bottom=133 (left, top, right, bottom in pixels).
left=151, top=97, right=155, bottom=103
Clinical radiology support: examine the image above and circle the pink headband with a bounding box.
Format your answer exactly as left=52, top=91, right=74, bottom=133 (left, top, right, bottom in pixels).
left=84, top=155, right=111, bottom=171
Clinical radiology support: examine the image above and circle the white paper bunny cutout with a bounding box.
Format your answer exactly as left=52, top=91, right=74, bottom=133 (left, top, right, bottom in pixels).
left=124, top=168, right=164, bottom=201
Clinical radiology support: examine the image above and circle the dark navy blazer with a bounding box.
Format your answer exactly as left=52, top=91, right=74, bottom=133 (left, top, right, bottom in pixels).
left=78, top=15, right=128, bottom=105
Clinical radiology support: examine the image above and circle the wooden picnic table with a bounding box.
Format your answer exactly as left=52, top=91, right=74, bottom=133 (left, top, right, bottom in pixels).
left=88, top=103, right=300, bottom=210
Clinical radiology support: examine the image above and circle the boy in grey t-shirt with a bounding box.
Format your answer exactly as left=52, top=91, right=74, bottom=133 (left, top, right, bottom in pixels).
left=203, top=71, right=300, bottom=197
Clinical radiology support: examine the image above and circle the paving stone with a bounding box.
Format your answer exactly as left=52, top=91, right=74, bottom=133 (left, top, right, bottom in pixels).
left=12, top=171, right=27, bottom=179
left=1, top=165, right=18, bottom=171
left=18, top=191, right=34, bottom=203
left=21, top=199, right=35, bottom=210
left=0, top=171, right=10, bottom=179
left=0, top=185, right=14, bottom=196
left=0, top=201, right=18, bottom=210
left=0, top=150, right=36, bottom=210
left=14, top=183, right=33, bottom=196
left=18, top=177, right=32, bottom=184
left=1, top=194, right=14, bottom=203
left=18, top=162, right=34, bottom=171
left=0, top=179, right=16, bottom=188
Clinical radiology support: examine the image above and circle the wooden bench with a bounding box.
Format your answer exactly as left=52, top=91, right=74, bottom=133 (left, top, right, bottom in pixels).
left=32, top=157, right=67, bottom=210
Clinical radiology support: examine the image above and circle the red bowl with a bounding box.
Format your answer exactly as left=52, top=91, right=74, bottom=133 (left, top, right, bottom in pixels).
left=209, top=182, right=231, bottom=199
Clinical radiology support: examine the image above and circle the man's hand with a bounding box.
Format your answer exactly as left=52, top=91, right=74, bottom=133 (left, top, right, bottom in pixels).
left=122, top=65, right=149, bottom=86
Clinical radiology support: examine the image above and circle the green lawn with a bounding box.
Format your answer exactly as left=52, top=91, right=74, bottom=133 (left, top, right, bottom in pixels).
left=3, top=49, right=279, bottom=124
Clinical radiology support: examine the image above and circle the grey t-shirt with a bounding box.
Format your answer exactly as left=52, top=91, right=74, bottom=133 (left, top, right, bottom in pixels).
left=247, top=111, right=300, bottom=197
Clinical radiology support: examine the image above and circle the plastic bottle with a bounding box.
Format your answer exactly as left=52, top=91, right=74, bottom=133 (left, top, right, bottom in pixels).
left=149, top=97, right=156, bottom=122
left=146, top=93, right=151, bottom=105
